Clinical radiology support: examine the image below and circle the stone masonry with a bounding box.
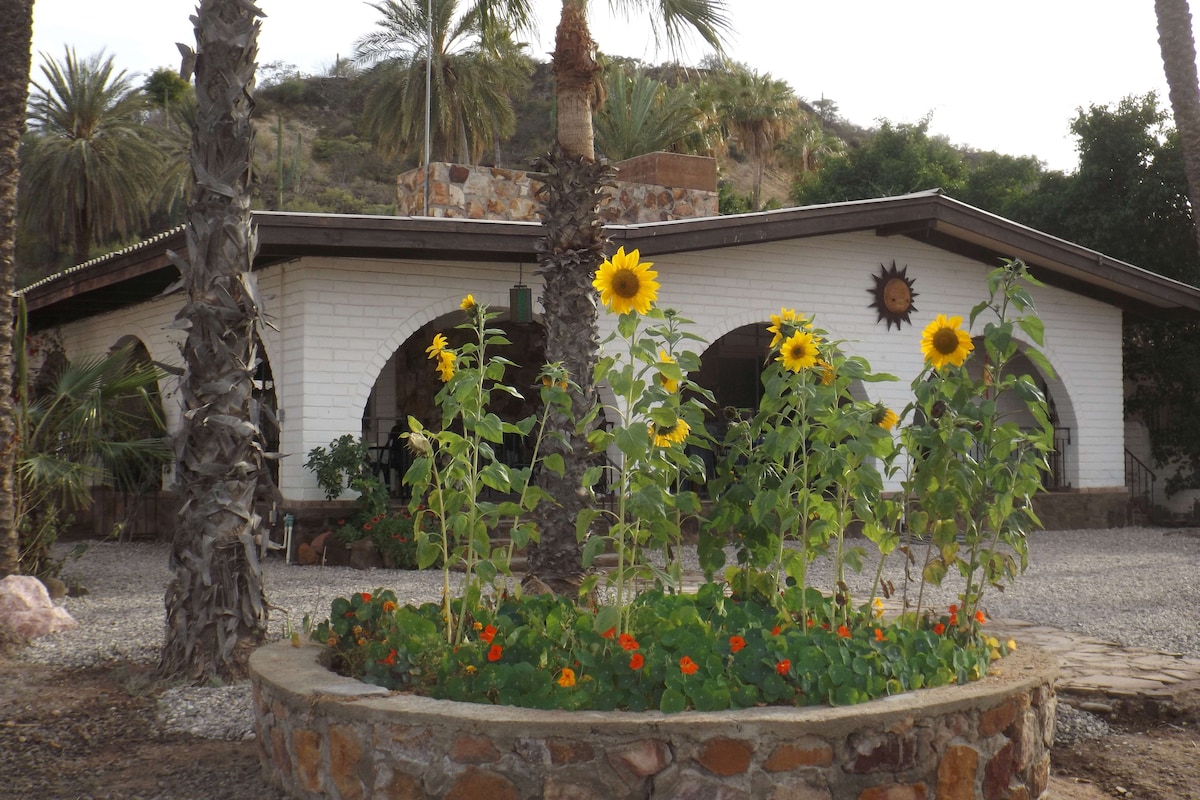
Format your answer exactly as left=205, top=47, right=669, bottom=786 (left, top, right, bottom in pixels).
left=252, top=642, right=1058, bottom=800
left=396, top=152, right=719, bottom=224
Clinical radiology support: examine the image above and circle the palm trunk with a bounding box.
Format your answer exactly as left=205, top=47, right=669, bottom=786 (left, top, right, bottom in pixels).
left=0, top=0, right=35, bottom=578
left=1156, top=0, right=1200, bottom=257
left=159, top=0, right=269, bottom=683
left=527, top=149, right=612, bottom=591
left=523, top=1, right=608, bottom=591
left=552, top=0, right=599, bottom=161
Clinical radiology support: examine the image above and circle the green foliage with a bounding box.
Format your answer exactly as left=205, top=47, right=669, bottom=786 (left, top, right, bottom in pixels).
left=593, top=64, right=702, bottom=160
left=792, top=117, right=970, bottom=205
left=304, top=435, right=377, bottom=501
left=142, top=67, right=193, bottom=110
left=403, top=298, right=568, bottom=644
left=900, top=260, right=1053, bottom=627
left=14, top=299, right=170, bottom=577
left=313, top=584, right=1010, bottom=710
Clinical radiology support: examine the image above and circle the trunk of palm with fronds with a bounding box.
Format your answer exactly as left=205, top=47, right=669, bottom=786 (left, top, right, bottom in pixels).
left=0, top=0, right=35, bottom=579
left=1156, top=0, right=1200, bottom=258
left=159, top=0, right=270, bottom=683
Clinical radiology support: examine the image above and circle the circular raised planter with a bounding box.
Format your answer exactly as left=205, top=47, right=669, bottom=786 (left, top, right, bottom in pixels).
left=251, top=641, right=1057, bottom=799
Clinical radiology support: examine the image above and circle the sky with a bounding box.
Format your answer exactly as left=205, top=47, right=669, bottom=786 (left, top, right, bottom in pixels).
left=27, top=0, right=1187, bottom=173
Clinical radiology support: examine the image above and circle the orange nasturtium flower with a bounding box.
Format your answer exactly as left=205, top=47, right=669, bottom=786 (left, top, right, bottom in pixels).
left=771, top=625, right=782, bottom=636
left=775, top=659, right=791, bottom=676
left=836, top=625, right=851, bottom=639
left=975, top=610, right=987, bottom=624
left=480, top=625, right=497, bottom=644
left=729, top=635, right=746, bottom=653
left=933, top=623, right=946, bottom=636
left=487, top=645, right=503, bottom=662
left=874, top=628, right=885, bottom=642
left=679, top=656, right=699, bottom=675
left=359, top=592, right=372, bottom=603
left=557, top=667, right=577, bottom=688
left=600, top=627, right=616, bottom=639
left=629, top=653, right=645, bottom=670
left=378, top=649, right=397, bottom=666
left=618, top=633, right=640, bottom=651
left=381, top=600, right=397, bottom=613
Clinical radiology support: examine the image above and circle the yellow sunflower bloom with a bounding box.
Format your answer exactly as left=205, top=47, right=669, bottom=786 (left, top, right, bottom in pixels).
left=816, top=359, right=836, bottom=386
left=777, top=330, right=821, bottom=372
left=425, top=333, right=448, bottom=359
left=460, top=294, right=476, bottom=312
left=593, top=247, right=659, bottom=315
left=876, top=407, right=899, bottom=431
left=436, top=349, right=456, bottom=382
left=649, top=418, right=691, bottom=447
left=920, top=314, right=974, bottom=370
left=657, top=350, right=679, bottom=393
left=767, top=308, right=805, bottom=348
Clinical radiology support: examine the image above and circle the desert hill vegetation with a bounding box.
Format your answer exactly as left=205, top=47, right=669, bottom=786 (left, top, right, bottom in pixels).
left=16, top=29, right=1063, bottom=289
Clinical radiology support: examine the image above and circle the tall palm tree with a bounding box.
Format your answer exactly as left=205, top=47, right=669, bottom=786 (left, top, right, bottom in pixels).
left=355, top=0, right=531, bottom=163
left=516, top=0, right=730, bottom=590
left=0, top=0, right=35, bottom=578
left=21, top=49, right=166, bottom=265
left=159, top=0, right=272, bottom=683
left=593, top=63, right=703, bottom=160
left=780, top=114, right=845, bottom=181
left=713, top=63, right=800, bottom=210
left=1155, top=0, right=1200, bottom=257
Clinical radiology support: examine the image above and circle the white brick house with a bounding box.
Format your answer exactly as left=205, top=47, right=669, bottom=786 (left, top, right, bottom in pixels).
left=21, top=189, right=1200, bottom=530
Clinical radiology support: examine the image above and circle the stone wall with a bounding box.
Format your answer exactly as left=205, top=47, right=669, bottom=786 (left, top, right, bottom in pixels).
left=252, top=641, right=1058, bottom=800
left=396, top=154, right=719, bottom=224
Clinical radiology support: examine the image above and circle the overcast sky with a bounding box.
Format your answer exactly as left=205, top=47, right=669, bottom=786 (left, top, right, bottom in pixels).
left=28, top=0, right=1186, bottom=173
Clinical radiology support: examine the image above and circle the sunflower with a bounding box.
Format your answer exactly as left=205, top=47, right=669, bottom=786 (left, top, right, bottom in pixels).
left=816, top=359, right=836, bottom=386
left=593, top=247, right=659, bottom=314
left=876, top=407, right=899, bottom=431
left=649, top=418, right=691, bottom=447
left=777, top=330, right=821, bottom=372
left=425, top=333, right=448, bottom=359
left=920, top=314, right=974, bottom=370
left=767, top=307, right=802, bottom=348
left=435, top=349, right=456, bottom=382
left=657, top=350, right=679, bottom=393
left=460, top=294, right=476, bottom=312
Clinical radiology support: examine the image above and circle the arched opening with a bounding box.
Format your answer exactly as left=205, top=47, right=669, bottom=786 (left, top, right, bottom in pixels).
left=966, top=338, right=1072, bottom=491
left=363, top=311, right=546, bottom=498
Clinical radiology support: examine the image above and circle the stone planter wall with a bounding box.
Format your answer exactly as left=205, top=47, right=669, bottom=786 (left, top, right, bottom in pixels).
left=251, top=642, right=1057, bottom=800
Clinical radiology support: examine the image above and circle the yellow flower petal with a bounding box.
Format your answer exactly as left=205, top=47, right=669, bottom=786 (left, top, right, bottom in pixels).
left=777, top=330, right=820, bottom=372
left=920, top=314, right=974, bottom=370
left=593, top=247, right=659, bottom=315
left=425, top=333, right=448, bottom=359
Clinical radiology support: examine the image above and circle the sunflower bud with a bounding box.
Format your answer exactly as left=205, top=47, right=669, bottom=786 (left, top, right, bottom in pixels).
left=406, top=430, right=432, bottom=457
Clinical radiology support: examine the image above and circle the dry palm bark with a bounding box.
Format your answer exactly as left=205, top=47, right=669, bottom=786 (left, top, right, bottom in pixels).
left=1156, top=0, right=1200, bottom=257
left=0, top=0, right=35, bottom=579
left=159, top=0, right=270, bottom=683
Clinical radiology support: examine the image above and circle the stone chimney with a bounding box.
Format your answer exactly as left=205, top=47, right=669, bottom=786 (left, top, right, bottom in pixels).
left=397, top=152, right=718, bottom=222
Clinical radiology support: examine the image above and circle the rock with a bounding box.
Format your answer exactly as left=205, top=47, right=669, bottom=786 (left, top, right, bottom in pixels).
left=0, top=575, right=78, bottom=638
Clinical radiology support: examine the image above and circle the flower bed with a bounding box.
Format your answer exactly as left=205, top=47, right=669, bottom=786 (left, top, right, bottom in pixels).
left=251, top=639, right=1057, bottom=799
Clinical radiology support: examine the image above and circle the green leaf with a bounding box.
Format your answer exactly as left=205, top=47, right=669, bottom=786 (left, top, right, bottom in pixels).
left=660, top=688, right=687, bottom=714
left=1017, top=315, right=1045, bottom=346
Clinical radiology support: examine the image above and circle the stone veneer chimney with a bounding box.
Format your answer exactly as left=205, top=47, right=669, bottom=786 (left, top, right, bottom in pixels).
left=396, top=151, right=718, bottom=223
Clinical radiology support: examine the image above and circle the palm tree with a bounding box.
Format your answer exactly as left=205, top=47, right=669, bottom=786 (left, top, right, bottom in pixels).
left=1155, top=0, right=1200, bottom=256
left=780, top=114, right=845, bottom=181
left=713, top=63, right=800, bottom=210
left=593, top=63, right=703, bottom=160
left=159, top=0, right=272, bottom=684
left=0, top=0, right=35, bottom=578
left=514, top=0, right=730, bottom=590
left=355, top=0, right=531, bottom=163
left=21, top=49, right=166, bottom=265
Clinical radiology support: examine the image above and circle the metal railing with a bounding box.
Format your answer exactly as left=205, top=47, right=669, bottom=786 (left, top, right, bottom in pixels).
left=1124, top=449, right=1157, bottom=510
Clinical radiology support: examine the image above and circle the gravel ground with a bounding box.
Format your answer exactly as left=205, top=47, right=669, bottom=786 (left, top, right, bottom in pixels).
left=15, top=526, right=1200, bottom=743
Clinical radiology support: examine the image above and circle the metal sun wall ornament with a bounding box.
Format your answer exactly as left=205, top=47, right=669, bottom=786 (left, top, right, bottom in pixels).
left=868, top=261, right=918, bottom=330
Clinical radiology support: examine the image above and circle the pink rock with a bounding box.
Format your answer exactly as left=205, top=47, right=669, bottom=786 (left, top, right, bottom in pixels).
left=0, top=575, right=78, bottom=638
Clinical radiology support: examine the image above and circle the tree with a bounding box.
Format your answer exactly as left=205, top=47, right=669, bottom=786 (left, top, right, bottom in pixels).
left=593, top=63, right=702, bottom=160
left=21, top=49, right=166, bottom=265
left=520, top=0, right=730, bottom=590
left=1155, top=0, right=1200, bottom=257
left=354, top=0, right=531, bottom=163
left=779, top=114, right=844, bottom=183
left=713, top=63, right=800, bottom=210
left=0, top=0, right=35, bottom=578
left=159, top=0, right=273, bottom=683
left=792, top=118, right=969, bottom=206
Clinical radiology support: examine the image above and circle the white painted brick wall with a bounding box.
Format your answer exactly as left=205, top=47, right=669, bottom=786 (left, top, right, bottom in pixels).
left=46, top=230, right=1125, bottom=501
